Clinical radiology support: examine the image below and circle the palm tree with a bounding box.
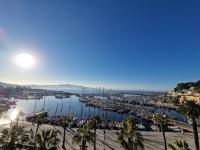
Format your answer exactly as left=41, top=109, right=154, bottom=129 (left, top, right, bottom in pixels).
left=90, top=116, right=100, bottom=150
left=178, top=100, right=200, bottom=150
left=0, top=125, right=29, bottom=149
left=59, top=116, right=73, bottom=149
left=33, top=129, right=60, bottom=150
left=72, top=122, right=95, bottom=150
left=30, top=112, right=48, bottom=150
left=168, top=140, right=191, bottom=150
left=116, top=116, right=144, bottom=150
left=152, top=113, right=168, bottom=150
left=31, top=112, right=48, bottom=133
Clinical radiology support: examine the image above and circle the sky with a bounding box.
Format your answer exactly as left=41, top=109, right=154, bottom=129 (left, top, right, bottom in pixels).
left=0, top=0, right=200, bottom=91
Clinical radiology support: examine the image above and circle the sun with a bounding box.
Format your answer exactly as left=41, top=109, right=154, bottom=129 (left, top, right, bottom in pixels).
left=15, top=53, right=35, bottom=69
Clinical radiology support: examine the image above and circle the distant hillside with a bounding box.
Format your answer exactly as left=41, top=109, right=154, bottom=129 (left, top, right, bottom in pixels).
left=0, top=82, right=16, bottom=88
left=0, top=81, right=163, bottom=95
left=30, top=84, right=84, bottom=89
left=174, top=80, right=200, bottom=91
left=29, top=84, right=86, bottom=93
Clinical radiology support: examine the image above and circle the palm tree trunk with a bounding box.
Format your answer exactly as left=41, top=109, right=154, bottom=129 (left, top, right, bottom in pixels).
left=9, top=140, right=15, bottom=150
left=9, top=134, right=16, bottom=150
left=103, top=127, right=106, bottom=150
left=161, top=125, right=167, bottom=150
left=36, top=124, right=39, bottom=133
left=63, top=127, right=66, bottom=149
left=33, top=103, right=38, bottom=150
left=16, top=115, right=19, bottom=127
left=6, top=121, right=13, bottom=148
left=34, top=124, right=40, bottom=150
left=192, top=117, right=199, bottom=150
left=94, top=124, right=96, bottom=150
left=81, top=139, right=87, bottom=150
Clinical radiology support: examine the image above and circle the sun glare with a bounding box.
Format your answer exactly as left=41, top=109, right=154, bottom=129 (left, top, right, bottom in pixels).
left=15, top=53, right=35, bottom=69
left=10, top=108, right=19, bottom=121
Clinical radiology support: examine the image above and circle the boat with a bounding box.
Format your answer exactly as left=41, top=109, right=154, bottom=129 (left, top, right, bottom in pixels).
left=136, top=124, right=146, bottom=130
left=77, top=119, right=86, bottom=127
left=79, top=97, right=91, bottom=103
left=65, top=94, right=70, bottom=98
left=55, top=94, right=65, bottom=99
left=168, top=126, right=181, bottom=132
left=26, top=111, right=48, bottom=121
left=27, top=95, right=43, bottom=99
left=150, top=124, right=160, bottom=131
left=19, top=95, right=43, bottom=100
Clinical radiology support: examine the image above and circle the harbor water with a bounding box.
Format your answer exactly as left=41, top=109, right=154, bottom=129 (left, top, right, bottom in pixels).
left=7, top=95, right=186, bottom=122
left=8, top=95, right=127, bottom=122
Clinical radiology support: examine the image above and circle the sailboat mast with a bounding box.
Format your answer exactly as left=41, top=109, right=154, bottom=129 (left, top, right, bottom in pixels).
left=34, top=100, right=37, bottom=114
left=42, top=89, right=46, bottom=112
left=54, top=104, right=59, bottom=116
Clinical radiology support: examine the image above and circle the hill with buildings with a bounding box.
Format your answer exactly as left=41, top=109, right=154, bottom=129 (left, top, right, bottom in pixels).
left=174, top=80, right=200, bottom=92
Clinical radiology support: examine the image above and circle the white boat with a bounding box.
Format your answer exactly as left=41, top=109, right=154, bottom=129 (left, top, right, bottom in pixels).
left=136, top=124, right=146, bottom=130
left=151, top=125, right=160, bottom=131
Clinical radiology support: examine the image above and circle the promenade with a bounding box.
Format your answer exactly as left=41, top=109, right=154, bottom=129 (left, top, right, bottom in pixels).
left=0, top=119, right=198, bottom=150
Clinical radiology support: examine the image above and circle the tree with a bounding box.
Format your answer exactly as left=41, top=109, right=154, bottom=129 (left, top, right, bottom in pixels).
left=116, top=116, right=144, bottom=150
left=178, top=100, right=200, bottom=150
left=59, top=116, right=73, bottom=149
left=168, top=140, right=191, bottom=150
left=73, top=122, right=95, bottom=150
left=29, top=128, right=60, bottom=150
left=90, top=116, right=100, bottom=150
left=31, top=112, right=48, bottom=133
left=152, top=113, right=168, bottom=150
left=0, top=125, right=29, bottom=149
left=31, top=112, right=48, bottom=149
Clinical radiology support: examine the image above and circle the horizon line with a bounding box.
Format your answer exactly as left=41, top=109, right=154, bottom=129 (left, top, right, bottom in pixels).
left=0, top=80, right=168, bottom=92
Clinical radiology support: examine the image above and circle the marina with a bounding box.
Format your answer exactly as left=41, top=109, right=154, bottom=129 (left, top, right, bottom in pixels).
left=6, top=95, right=127, bottom=122
left=1, top=1, right=200, bottom=149
left=2, top=94, right=188, bottom=128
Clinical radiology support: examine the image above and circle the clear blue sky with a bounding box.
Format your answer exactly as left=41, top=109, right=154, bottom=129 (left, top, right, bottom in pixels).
left=0, top=0, right=200, bottom=91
